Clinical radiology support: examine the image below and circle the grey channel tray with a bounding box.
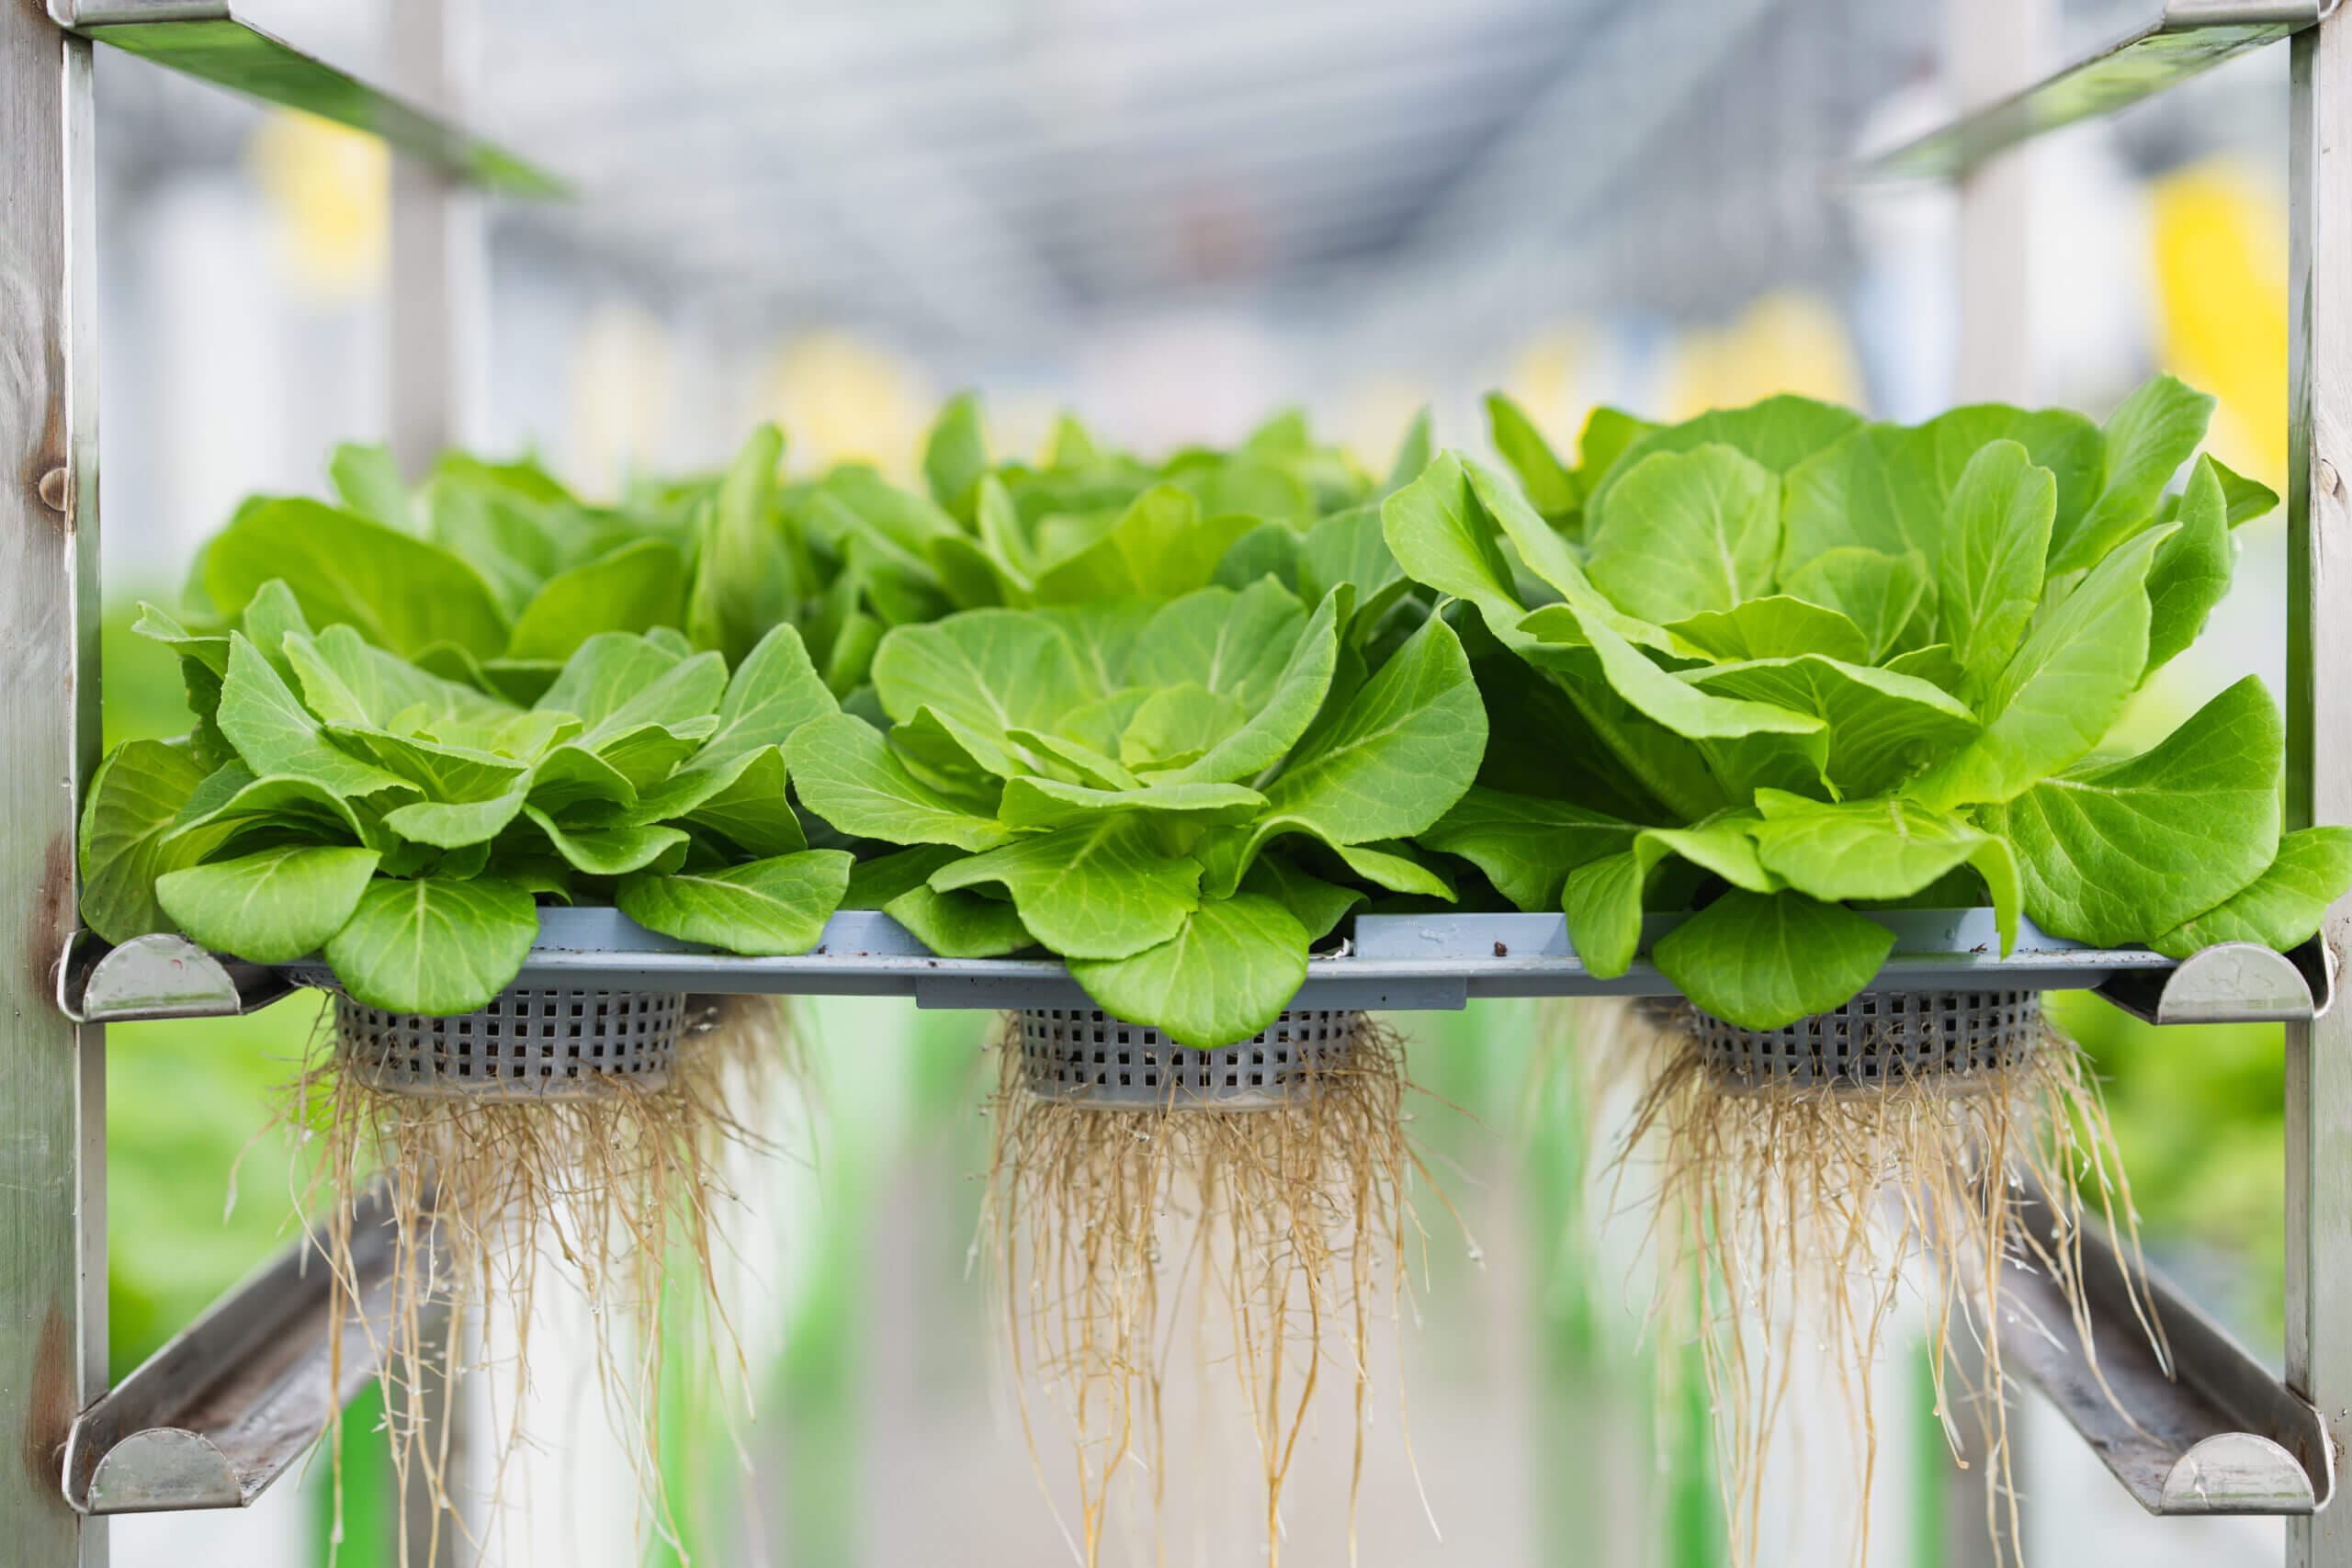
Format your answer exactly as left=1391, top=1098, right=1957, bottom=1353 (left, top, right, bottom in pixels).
left=62, top=908, right=2334, bottom=1027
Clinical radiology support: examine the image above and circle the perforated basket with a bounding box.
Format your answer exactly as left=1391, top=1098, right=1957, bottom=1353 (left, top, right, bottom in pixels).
left=330, top=986, right=695, bottom=1101
left=1685, top=989, right=2044, bottom=1091
left=1016, top=1008, right=1360, bottom=1111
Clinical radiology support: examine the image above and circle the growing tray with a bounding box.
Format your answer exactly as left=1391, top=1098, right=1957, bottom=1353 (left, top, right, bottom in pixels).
left=60, top=907, right=2335, bottom=1027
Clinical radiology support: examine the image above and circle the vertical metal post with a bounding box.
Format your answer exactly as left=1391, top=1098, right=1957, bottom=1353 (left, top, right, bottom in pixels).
left=0, top=2, right=106, bottom=1563
left=2288, top=12, right=2352, bottom=1568
left=1950, top=0, right=2045, bottom=402
left=388, top=0, right=470, bottom=476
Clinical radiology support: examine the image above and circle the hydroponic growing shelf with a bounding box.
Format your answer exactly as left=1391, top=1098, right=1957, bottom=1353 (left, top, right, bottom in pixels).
left=58, top=909, right=2337, bottom=1028
left=12, top=0, right=2352, bottom=1560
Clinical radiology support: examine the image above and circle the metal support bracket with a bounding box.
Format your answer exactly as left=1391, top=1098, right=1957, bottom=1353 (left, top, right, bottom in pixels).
left=2001, top=1189, right=2335, bottom=1515
left=58, top=931, right=292, bottom=1024
left=2094, top=936, right=2335, bottom=1025
left=1860, top=0, right=2339, bottom=180
left=61, top=1184, right=441, bottom=1515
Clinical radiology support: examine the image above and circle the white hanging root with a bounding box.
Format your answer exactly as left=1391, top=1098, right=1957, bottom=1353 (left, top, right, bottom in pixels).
left=982, top=1018, right=1451, bottom=1568
left=1609, top=1003, right=2162, bottom=1568
left=288, top=995, right=790, bottom=1568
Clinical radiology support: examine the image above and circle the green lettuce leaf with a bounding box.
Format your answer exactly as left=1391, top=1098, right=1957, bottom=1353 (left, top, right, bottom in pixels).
left=1560, top=816, right=1779, bottom=979
left=1680, top=656, right=1976, bottom=797
left=1068, top=894, right=1311, bottom=1047
left=1908, top=525, right=2171, bottom=808
left=1238, top=855, right=1364, bottom=941
left=217, top=636, right=417, bottom=800
left=2151, top=828, right=2352, bottom=958
left=872, top=608, right=1096, bottom=744
left=1157, top=590, right=1343, bottom=785
left=2052, top=374, right=2215, bottom=572
left=997, top=777, right=1265, bottom=830
left=1937, top=440, right=2054, bottom=701
left=616, top=850, right=854, bottom=955
left=695, top=624, right=837, bottom=770
left=1421, top=787, right=1637, bottom=912
left=928, top=817, right=1201, bottom=961
left=78, top=740, right=220, bottom=942
left=883, top=882, right=1035, bottom=957
left=330, top=442, right=408, bottom=528
left=1031, top=484, right=1258, bottom=604
left=1666, top=597, right=1870, bottom=665
left=155, top=845, right=380, bottom=964
left=1253, top=616, right=1485, bottom=848
left=1982, top=675, right=2282, bottom=947
left=1652, top=891, right=1895, bottom=1030
left=2143, top=457, right=2233, bottom=677
left=1747, top=791, right=2018, bottom=953
left=788, top=714, right=1015, bottom=852
left=685, top=423, right=795, bottom=665
left=523, top=807, right=692, bottom=877
left=1586, top=394, right=1860, bottom=525
left=323, top=875, right=539, bottom=1014
left=922, top=392, right=990, bottom=516
left=504, top=538, right=689, bottom=662
left=1777, top=547, right=1928, bottom=662
left=1484, top=394, right=1577, bottom=520
left=1586, top=446, right=1781, bottom=623
left=204, top=498, right=508, bottom=660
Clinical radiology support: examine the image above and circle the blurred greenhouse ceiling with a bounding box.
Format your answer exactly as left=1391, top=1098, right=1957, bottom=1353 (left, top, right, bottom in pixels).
left=93, top=0, right=2259, bottom=351
left=472, top=0, right=1937, bottom=344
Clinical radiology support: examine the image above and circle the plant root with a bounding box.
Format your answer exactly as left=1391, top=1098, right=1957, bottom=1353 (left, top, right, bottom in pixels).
left=982, top=1017, right=1440, bottom=1567
left=1611, top=1002, right=2159, bottom=1568
left=293, top=994, right=789, bottom=1568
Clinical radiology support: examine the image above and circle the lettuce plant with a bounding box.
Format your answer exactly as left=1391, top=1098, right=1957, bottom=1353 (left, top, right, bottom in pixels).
left=181, top=423, right=969, bottom=716
left=1388, top=376, right=2352, bottom=1029
left=80, top=582, right=850, bottom=1013
left=903, top=397, right=1426, bottom=615
left=790, top=577, right=1484, bottom=1045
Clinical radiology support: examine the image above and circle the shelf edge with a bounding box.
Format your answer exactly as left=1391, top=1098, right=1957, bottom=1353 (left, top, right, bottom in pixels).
left=62, top=1183, right=439, bottom=1515
left=2000, top=1185, right=2334, bottom=1516
left=62, top=2, right=565, bottom=196
left=1855, top=2, right=2326, bottom=182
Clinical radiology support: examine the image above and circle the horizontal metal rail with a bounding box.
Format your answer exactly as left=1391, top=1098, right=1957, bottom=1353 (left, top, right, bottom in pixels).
left=49, top=0, right=563, bottom=195
left=61, top=1182, right=441, bottom=1515
left=1860, top=0, right=2336, bottom=180
left=59, top=908, right=2334, bottom=1025
left=2001, top=1184, right=2335, bottom=1515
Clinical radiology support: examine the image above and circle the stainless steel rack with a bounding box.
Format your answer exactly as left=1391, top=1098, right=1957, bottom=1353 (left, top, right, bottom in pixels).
left=48, top=0, right=562, bottom=194
left=1999, top=1182, right=2337, bottom=1517
left=7, top=0, right=2352, bottom=1560
left=59, top=1184, right=442, bottom=1516
left=55, top=907, right=2339, bottom=1025
left=41, top=901, right=2339, bottom=1517
left=1860, top=0, right=2335, bottom=181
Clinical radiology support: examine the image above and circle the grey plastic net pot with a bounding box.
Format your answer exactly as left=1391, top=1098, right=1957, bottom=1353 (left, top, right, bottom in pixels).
left=1671, top=989, right=2044, bottom=1092
left=322, top=983, right=702, bottom=1102
left=1016, top=1007, right=1362, bottom=1111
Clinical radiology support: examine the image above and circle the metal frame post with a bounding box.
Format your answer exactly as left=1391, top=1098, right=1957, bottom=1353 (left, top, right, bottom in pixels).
left=1950, top=0, right=2047, bottom=403
left=1, top=1, right=106, bottom=1562
left=389, top=0, right=459, bottom=476
left=2289, top=11, right=2352, bottom=1568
